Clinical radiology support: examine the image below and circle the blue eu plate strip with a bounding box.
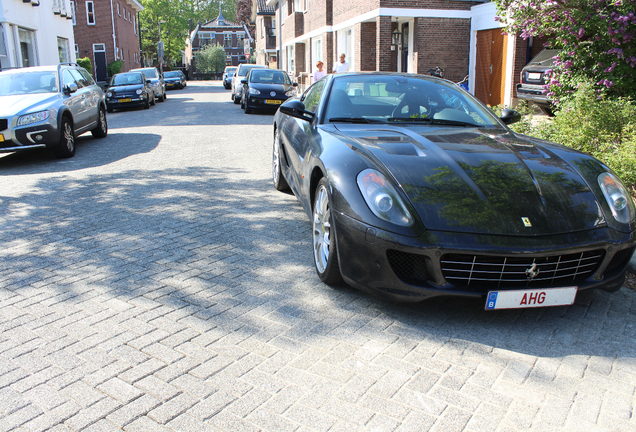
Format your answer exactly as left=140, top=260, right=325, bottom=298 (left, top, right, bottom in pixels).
left=485, top=292, right=498, bottom=310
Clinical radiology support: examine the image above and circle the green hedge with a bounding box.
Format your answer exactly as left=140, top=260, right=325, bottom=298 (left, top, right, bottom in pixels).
left=77, top=57, right=93, bottom=75
left=107, top=60, right=123, bottom=77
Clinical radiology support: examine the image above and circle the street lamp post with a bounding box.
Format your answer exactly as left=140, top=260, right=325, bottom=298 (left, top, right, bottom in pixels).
left=158, top=20, right=166, bottom=74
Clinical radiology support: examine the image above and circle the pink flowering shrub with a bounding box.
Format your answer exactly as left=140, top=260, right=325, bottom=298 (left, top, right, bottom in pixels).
left=495, top=0, right=636, bottom=103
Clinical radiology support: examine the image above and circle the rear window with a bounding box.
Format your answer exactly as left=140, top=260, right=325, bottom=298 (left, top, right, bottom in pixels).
left=138, top=68, right=157, bottom=78
left=237, top=65, right=263, bottom=76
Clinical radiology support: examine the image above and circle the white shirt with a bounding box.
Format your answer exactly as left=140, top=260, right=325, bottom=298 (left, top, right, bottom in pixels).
left=333, top=61, right=350, bottom=73
left=314, top=70, right=327, bottom=80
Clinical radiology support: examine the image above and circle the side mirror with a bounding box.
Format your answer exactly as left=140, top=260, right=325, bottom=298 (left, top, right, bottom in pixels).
left=292, top=82, right=298, bottom=87
left=240, top=79, right=247, bottom=84
left=146, top=79, right=151, bottom=84
left=279, top=100, right=314, bottom=122
left=64, top=82, right=78, bottom=94
left=500, top=109, right=522, bottom=125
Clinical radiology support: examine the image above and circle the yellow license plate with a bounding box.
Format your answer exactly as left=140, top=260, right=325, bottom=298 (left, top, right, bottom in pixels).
left=265, top=100, right=282, bottom=105
left=0, top=134, right=4, bottom=142
left=119, top=98, right=132, bottom=103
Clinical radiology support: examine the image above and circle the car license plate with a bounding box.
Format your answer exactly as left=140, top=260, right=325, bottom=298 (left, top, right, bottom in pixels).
left=0, top=134, right=4, bottom=142
left=265, top=100, right=282, bottom=105
left=118, top=98, right=132, bottom=103
left=528, top=72, right=542, bottom=80
left=485, top=287, right=577, bottom=310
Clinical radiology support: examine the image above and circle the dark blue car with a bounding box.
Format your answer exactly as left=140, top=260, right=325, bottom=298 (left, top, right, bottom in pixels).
left=164, top=70, right=186, bottom=90
left=106, top=71, right=153, bottom=112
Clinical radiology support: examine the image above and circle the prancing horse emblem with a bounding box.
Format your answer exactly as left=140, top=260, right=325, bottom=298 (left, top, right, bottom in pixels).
left=525, top=263, right=540, bottom=280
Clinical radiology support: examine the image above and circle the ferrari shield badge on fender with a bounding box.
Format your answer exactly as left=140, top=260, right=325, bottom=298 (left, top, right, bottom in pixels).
left=522, top=217, right=532, bottom=227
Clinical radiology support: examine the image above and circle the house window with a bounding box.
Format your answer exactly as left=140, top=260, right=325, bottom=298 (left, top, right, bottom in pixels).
left=312, top=38, right=322, bottom=63
left=58, top=37, right=70, bottom=63
left=133, top=15, right=136, bottom=34
left=280, top=0, right=286, bottom=24
left=18, top=28, right=38, bottom=68
left=224, top=33, right=232, bottom=48
left=293, top=0, right=305, bottom=12
left=286, top=45, right=294, bottom=74
left=0, top=24, right=9, bottom=70
left=117, top=3, right=120, bottom=15
left=86, top=1, right=95, bottom=25
left=237, top=33, right=245, bottom=49
left=70, top=1, right=76, bottom=25
left=74, top=44, right=79, bottom=59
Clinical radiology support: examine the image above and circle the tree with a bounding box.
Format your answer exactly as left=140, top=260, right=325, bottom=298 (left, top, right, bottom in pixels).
left=139, top=0, right=239, bottom=67
left=195, top=44, right=226, bottom=74
left=494, top=0, right=636, bottom=103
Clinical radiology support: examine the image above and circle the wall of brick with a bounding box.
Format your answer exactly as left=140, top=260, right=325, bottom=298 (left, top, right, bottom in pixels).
left=72, top=0, right=141, bottom=76
left=376, top=16, right=393, bottom=71
left=357, top=22, right=376, bottom=71
left=414, top=17, right=470, bottom=82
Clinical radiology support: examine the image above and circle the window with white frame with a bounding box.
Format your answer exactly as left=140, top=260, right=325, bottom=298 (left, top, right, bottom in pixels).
left=224, top=33, right=232, bottom=48
left=86, top=1, right=95, bottom=25
left=286, top=45, right=294, bottom=74
left=0, top=24, right=9, bottom=70
left=312, top=37, right=322, bottom=63
left=337, top=28, right=353, bottom=69
left=117, top=3, right=120, bottom=15
left=133, top=15, right=137, bottom=34
left=280, top=0, right=286, bottom=24
left=293, top=0, right=305, bottom=12
left=70, top=1, right=76, bottom=25
left=237, top=32, right=245, bottom=49
left=74, top=44, right=79, bottom=59
left=18, top=28, right=38, bottom=67
left=58, top=37, right=70, bottom=62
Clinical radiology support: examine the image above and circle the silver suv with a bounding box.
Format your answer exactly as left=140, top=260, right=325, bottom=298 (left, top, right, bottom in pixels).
left=0, top=63, right=108, bottom=158
left=231, top=64, right=266, bottom=104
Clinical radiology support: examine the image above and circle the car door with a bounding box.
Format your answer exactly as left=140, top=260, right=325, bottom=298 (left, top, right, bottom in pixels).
left=69, top=68, right=94, bottom=129
left=280, top=79, right=326, bottom=189
left=61, top=68, right=87, bottom=129
left=77, top=68, right=101, bottom=124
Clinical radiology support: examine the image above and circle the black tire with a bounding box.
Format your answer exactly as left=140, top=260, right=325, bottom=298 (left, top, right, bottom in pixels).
left=233, top=91, right=241, bottom=104
left=53, top=117, right=76, bottom=159
left=163, top=91, right=167, bottom=100
left=107, top=106, right=113, bottom=113
left=91, top=106, right=108, bottom=138
left=272, top=128, right=290, bottom=192
left=244, top=99, right=252, bottom=114
left=144, top=96, right=150, bottom=109
left=312, top=178, right=343, bottom=284
left=158, top=90, right=165, bottom=102
left=151, top=94, right=156, bottom=106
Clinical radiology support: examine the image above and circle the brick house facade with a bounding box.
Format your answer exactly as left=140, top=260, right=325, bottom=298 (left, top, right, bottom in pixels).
left=265, top=0, right=546, bottom=108
left=251, top=0, right=277, bottom=68
left=184, top=11, right=252, bottom=77
left=72, top=0, right=143, bottom=82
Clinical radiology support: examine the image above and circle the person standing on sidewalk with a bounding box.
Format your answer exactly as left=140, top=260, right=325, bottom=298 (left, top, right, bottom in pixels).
left=333, top=53, right=350, bottom=73
left=314, top=61, right=327, bottom=80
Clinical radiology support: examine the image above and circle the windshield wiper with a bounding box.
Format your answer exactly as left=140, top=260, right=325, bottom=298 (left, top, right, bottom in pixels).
left=429, top=119, right=479, bottom=127
left=387, top=117, right=433, bottom=123
left=329, top=117, right=381, bottom=124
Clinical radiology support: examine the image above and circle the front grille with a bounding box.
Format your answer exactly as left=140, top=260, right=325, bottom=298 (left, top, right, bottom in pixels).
left=387, top=250, right=430, bottom=286
left=441, top=251, right=604, bottom=289
left=0, top=119, right=7, bottom=132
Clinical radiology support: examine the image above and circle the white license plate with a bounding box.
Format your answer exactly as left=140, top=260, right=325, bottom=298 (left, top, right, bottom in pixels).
left=485, top=287, right=577, bottom=310
left=527, top=72, right=542, bottom=80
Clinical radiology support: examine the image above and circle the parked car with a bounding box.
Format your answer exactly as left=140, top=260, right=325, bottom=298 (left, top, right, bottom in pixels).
left=516, top=49, right=561, bottom=116
left=272, top=72, right=636, bottom=306
left=131, top=67, right=166, bottom=102
left=105, top=71, right=153, bottom=112
left=0, top=63, right=108, bottom=158
left=231, top=64, right=266, bottom=104
left=240, top=68, right=297, bottom=114
left=222, top=66, right=236, bottom=89
left=163, top=70, right=186, bottom=90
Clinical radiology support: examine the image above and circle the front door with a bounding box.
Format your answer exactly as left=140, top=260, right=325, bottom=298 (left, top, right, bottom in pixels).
left=401, top=23, right=409, bottom=73
left=475, top=29, right=508, bottom=106
left=93, top=44, right=107, bottom=82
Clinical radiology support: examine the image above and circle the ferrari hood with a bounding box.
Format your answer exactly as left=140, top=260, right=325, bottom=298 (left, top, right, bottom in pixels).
left=336, top=125, right=606, bottom=236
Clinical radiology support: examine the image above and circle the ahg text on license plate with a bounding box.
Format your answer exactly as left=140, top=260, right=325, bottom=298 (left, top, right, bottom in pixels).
left=485, top=287, right=577, bottom=310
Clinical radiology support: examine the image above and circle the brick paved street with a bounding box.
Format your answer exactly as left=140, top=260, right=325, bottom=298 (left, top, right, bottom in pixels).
left=1, top=81, right=635, bottom=432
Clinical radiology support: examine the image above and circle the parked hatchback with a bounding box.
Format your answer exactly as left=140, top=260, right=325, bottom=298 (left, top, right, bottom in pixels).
left=231, top=64, right=266, bottom=104
left=164, top=70, right=186, bottom=90
left=106, top=71, right=154, bottom=112
left=131, top=67, right=166, bottom=102
left=223, top=66, right=236, bottom=89
left=240, top=68, right=297, bottom=114
left=0, top=63, right=108, bottom=158
left=516, top=49, right=560, bottom=116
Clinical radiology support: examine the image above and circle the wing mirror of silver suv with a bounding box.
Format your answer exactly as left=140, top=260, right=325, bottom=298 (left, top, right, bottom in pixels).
left=64, top=82, right=78, bottom=94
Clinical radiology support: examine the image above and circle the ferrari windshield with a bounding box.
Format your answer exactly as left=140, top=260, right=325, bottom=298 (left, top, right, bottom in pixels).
left=110, top=73, right=144, bottom=86
left=0, top=71, right=58, bottom=95
left=324, top=75, right=502, bottom=128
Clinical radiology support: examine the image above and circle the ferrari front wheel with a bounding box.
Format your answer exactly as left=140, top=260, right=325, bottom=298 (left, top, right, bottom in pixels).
left=272, top=128, right=289, bottom=191
left=312, top=178, right=343, bottom=284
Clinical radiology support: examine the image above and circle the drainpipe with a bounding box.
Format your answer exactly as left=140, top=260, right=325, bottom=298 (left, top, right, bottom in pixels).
left=110, top=0, right=117, bottom=61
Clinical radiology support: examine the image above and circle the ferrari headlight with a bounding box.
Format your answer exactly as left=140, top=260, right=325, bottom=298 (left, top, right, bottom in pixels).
left=17, top=110, right=50, bottom=127
left=357, top=169, right=414, bottom=226
left=285, top=89, right=296, bottom=97
left=249, top=88, right=261, bottom=95
left=598, top=172, right=636, bottom=223
left=136, top=89, right=142, bottom=95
